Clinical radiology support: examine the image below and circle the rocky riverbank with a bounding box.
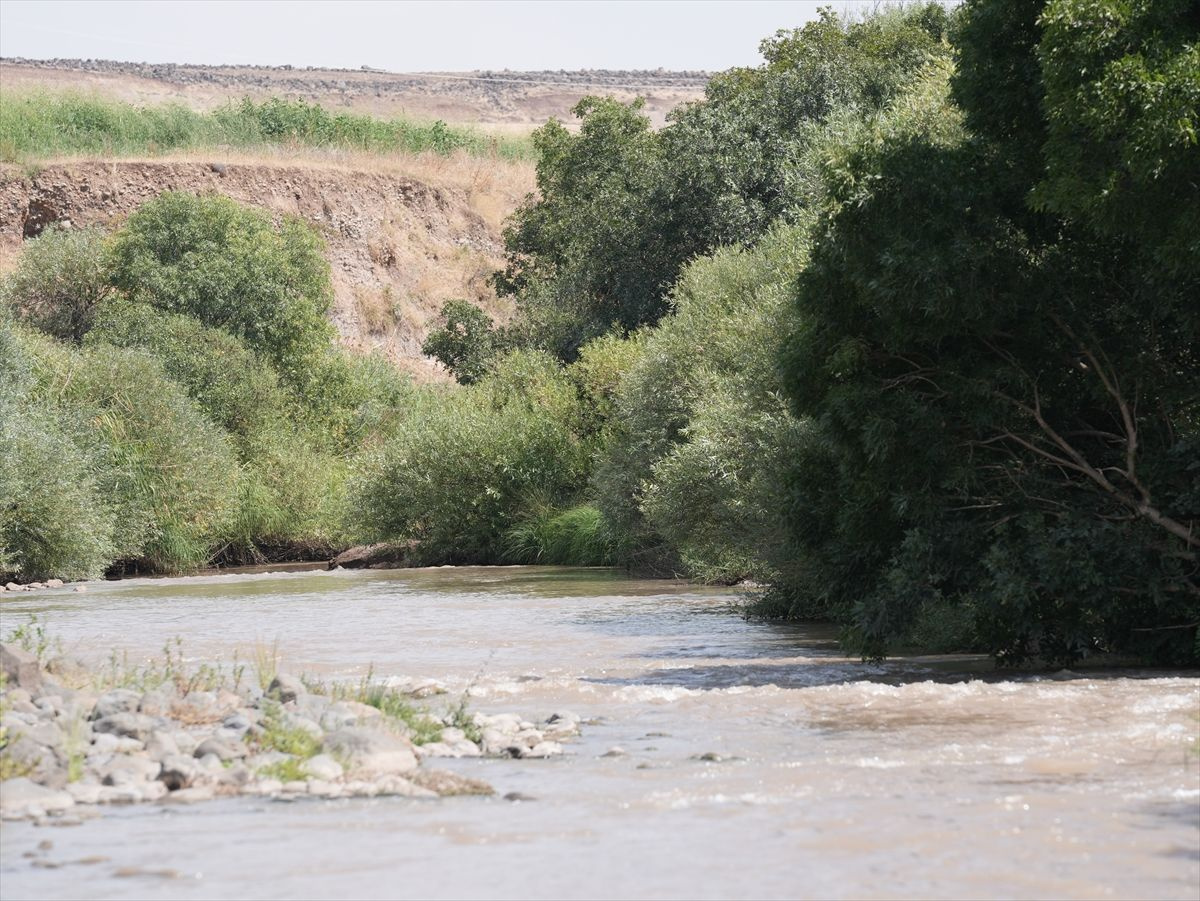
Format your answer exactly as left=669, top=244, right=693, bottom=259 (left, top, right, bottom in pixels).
left=0, top=642, right=581, bottom=822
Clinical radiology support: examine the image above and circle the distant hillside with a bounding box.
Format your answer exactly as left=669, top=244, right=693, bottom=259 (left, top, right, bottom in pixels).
left=0, top=58, right=710, bottom=130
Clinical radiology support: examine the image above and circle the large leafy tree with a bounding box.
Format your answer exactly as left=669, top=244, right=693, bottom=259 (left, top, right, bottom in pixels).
left=780, top=0, right=1199, bottom=663
left=498, top=4, right=954, bottom=360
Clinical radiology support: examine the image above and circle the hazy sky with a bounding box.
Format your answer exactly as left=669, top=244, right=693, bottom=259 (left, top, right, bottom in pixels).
left=0, top=1, right=858, bottom=71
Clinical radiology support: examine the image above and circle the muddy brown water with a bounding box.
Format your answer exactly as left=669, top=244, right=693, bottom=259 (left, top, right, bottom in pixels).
left=0, top=566, right=1197, bottom=900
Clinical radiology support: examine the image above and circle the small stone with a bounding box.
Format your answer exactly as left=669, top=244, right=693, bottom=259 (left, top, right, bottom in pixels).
left=266, top=674, right=306, bottom=704
left=139, top=781, right=168, bottom=802
left=169, top=730, right=198, bottom=756
left=98, top=755, right=160, bottom=786
left=503, top=791, right=537, bottom=802
left=301, top=754, right=344, bottom=781
left=322, top=727, right=417, bottom=777
left=247, top=778, right=283, bottom=796
left=602, top=747, right=627, bottom=758
left=2, top=736, right=66, bottom=788
left=515, top=728, right=544, bottom=748
left=371, top=775, right=436, bottom=799
left=319, top=700, right=382, bottom=731
left=138, top=687, right=176, bottom=717
left=283, top=714, right=323, bottom=738
left=89, top=733, right=120, bottom=754
left=173, top=691, right=223, bottom=723
left=222, top=712, right=253, bottom=733
left=33, top=695, right=63, bottom=714
left=22, top=721, right=65, bottom=749
left=217, top=763, right=251, bottom=789
left=159, top=754, right=201, bottom=790
left=192, top=737, right=247, bottom=762
left=92, top=689, right=142, bottom=720
left=306, top=779, right=340, bottom=797
left=524, top=741, right=563, bottom=759
left=1, top=643, right=43, bottom=693
left=97, top=785, right=143, bottom=804
left=410, top=769, right=493, bottom=797
left=45, top=579, right=64, bottom=589
left=92, top=713, right=156, bottom=743
left=196, top=752, right=224, bottom=772
left=246, top=750, right=290, bottom=772
left=413, top=741, right=456, bottom=759
left=161, top=785, right=214, bottom=804
left=0, top=778, right=75, bottom=819
left=4, top=688, right=32, bottom=707
left=66, top=782, right=104, bottom=804
left=73, top=585, right=87, bottom=593
left=144, top=732, right=180, bottom=762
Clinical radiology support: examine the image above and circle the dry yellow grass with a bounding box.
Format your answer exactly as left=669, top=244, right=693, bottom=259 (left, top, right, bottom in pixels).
left=32, top=147, right=537, bottom=232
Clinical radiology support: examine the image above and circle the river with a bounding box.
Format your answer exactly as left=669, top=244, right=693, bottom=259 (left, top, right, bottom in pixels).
left=1, top=566, right=1197, bottom=900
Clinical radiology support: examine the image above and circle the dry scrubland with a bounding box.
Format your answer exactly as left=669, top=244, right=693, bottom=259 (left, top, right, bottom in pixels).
left=0, top=58, right=709, bottom=129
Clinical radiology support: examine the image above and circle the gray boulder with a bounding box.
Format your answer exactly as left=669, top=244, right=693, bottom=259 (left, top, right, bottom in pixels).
left=193, top=737, right=247, bottom=762
left=92, top=712, right=157, bottom=742
left=0, top=643, right=42, bottom=693
left=266, top=674, right=306, bottom=704
left=1, top=735, right=66, bottom=788
left=158, top=753, right=203, bottom=790
left=97, top=755, right=160, bottom=786
left=301, top=754, right=344, bottom=781
left=0, top=777, right=74, bottom=818
left=91, top=689, right=141, bottom=720
left=322, top=727, right=417, bottom=776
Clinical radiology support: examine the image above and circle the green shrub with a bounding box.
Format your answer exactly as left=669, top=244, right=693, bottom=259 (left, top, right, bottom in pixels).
left=222, top=426, right=349, bottom=561
left=108, top=192, right=335, bottom=379
left=592, top=225, right=810, bottom=578
left=0, top=408, right=115, bottom=582
left=641, top=387, right=809, bottom=584
left=2, top=225, right=114, bottom=342
left=352, top=354, right=588, bottom=562
left=88, top=302, right=289, bottom=441
left=24, top=333, right=239, bottom=571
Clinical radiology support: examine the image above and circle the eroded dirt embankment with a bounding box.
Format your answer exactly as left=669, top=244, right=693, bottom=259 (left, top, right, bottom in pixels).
left=0, top=155, right=533, bottom=379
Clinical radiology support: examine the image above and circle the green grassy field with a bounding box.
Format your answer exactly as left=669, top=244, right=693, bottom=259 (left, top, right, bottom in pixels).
left=0, top=91, right=535, bottom=162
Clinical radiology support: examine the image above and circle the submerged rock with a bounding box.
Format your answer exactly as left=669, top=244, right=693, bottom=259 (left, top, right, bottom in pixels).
left=328, top=541, right=416, bottom=570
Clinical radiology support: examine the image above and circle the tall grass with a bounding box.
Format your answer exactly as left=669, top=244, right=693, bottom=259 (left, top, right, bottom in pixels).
left=0, top=92, right=535, bottom=162
left=502, top=504, right=619, bottom=566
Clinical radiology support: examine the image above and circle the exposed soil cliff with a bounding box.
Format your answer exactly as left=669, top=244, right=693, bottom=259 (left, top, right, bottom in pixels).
left=0, top=154, right=535, bottom=379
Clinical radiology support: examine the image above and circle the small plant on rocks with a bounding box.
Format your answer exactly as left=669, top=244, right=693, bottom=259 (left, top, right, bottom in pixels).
left=255, top=701, right=321, bottom=758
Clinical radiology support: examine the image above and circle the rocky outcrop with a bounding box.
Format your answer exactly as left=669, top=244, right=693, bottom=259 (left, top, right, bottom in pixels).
left=0, top=642, right=581, bottom=821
